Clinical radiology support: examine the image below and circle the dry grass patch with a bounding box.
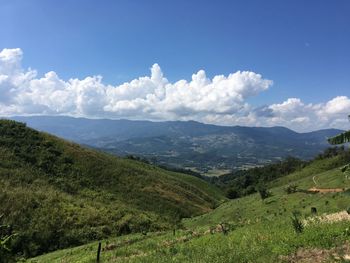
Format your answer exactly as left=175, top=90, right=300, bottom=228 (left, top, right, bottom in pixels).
left=282, top=242, right=350, bottom=263
left=303, top=211, right=350, bottom=226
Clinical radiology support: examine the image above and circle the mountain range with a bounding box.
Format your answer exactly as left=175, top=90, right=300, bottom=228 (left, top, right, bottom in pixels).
left=10, top=116, right=343, bottom=174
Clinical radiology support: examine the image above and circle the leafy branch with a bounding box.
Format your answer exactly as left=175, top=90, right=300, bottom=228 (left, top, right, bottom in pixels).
left=327, top=115, right=350, bottom=178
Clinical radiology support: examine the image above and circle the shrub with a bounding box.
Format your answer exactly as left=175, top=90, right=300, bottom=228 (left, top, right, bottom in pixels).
left=291, top=211, right=304, bottom=234
left=285, top=184, right=298, bottom=194
left=0, top=224, right=16, bottom=263
left=226, top=188, right=240, bottom=199
left=256, top=184, right=271, bottom=200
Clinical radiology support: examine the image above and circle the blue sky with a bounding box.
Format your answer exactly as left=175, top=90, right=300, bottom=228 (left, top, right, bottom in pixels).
left=0, top=0, right=349, bottom=131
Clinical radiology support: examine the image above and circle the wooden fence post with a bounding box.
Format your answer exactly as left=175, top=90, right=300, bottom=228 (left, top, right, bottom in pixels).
left=97, top=241, right=102, bottom=262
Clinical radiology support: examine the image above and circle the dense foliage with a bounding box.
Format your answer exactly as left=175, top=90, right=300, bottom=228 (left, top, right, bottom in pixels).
left=0, top=120, right=223, bottom=259
left=0, top=223, right=15, bottom=263
left=217, top=157, right=305, bottom=198
left=328, top=130, right=350, bottom=145
left=327, top=120, right=350, bottom=176
left=316, top=145, right=348, bottom=159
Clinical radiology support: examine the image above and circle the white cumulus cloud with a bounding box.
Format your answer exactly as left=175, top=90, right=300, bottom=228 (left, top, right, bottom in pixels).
left=0, top=48, right=349, bottom=132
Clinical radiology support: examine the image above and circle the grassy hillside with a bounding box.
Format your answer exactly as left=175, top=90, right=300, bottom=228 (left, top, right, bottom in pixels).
left=27, top=152, right=350, bottom=262
left=184, top=156, right=350, bottom=228
left=217, top=147, right=350, bottom=199
left=0, top=120, right=224, bottom=259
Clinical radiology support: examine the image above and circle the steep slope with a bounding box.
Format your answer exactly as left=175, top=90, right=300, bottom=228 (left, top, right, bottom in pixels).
left=0, top=120, right=224, bottom=258
left=28, top=150, right=350, bottom=263
left=10, top=116, right=343, bottom=173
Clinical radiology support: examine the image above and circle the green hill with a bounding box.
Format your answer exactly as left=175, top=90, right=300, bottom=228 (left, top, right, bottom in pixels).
left=27, top=149, right=350, bottom=263
left=0, top=120, right=224, bottom=259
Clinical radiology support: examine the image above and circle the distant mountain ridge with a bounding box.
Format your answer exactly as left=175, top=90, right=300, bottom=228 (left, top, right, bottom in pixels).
left=9, top=116, right=343, bottom=173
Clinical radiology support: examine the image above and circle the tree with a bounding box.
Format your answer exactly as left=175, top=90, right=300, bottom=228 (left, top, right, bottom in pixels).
left=328, top=115, right=350, bottom=179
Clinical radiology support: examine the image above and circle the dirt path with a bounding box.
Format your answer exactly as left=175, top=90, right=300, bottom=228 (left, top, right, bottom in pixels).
left=307, top=187, right=345, bottom=193
left=308, top=173, right=345, bottom=192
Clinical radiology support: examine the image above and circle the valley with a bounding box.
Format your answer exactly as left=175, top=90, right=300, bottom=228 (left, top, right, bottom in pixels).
left=2, top=2, right=350, bottom=262
left=11, top=116, right=343, bottom=174
left=1, top=119, right=349, bottom=262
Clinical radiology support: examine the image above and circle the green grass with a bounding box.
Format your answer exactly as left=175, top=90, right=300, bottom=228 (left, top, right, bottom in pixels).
left=0, top=120, right=224, bottom=258
left=184, top=160, right=350, bottom=229
left=270, top=157, right=348, bottom=188
left=27, top=153, right=350, bottom=262
left=27, top=218, right=350, bottom=263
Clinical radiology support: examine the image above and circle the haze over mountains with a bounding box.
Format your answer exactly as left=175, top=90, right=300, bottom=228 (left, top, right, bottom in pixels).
left=10, top=116, right=343, bottom=174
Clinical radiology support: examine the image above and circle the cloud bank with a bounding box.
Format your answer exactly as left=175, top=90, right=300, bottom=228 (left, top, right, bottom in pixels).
left=0, top=48, right=349, bottom=132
